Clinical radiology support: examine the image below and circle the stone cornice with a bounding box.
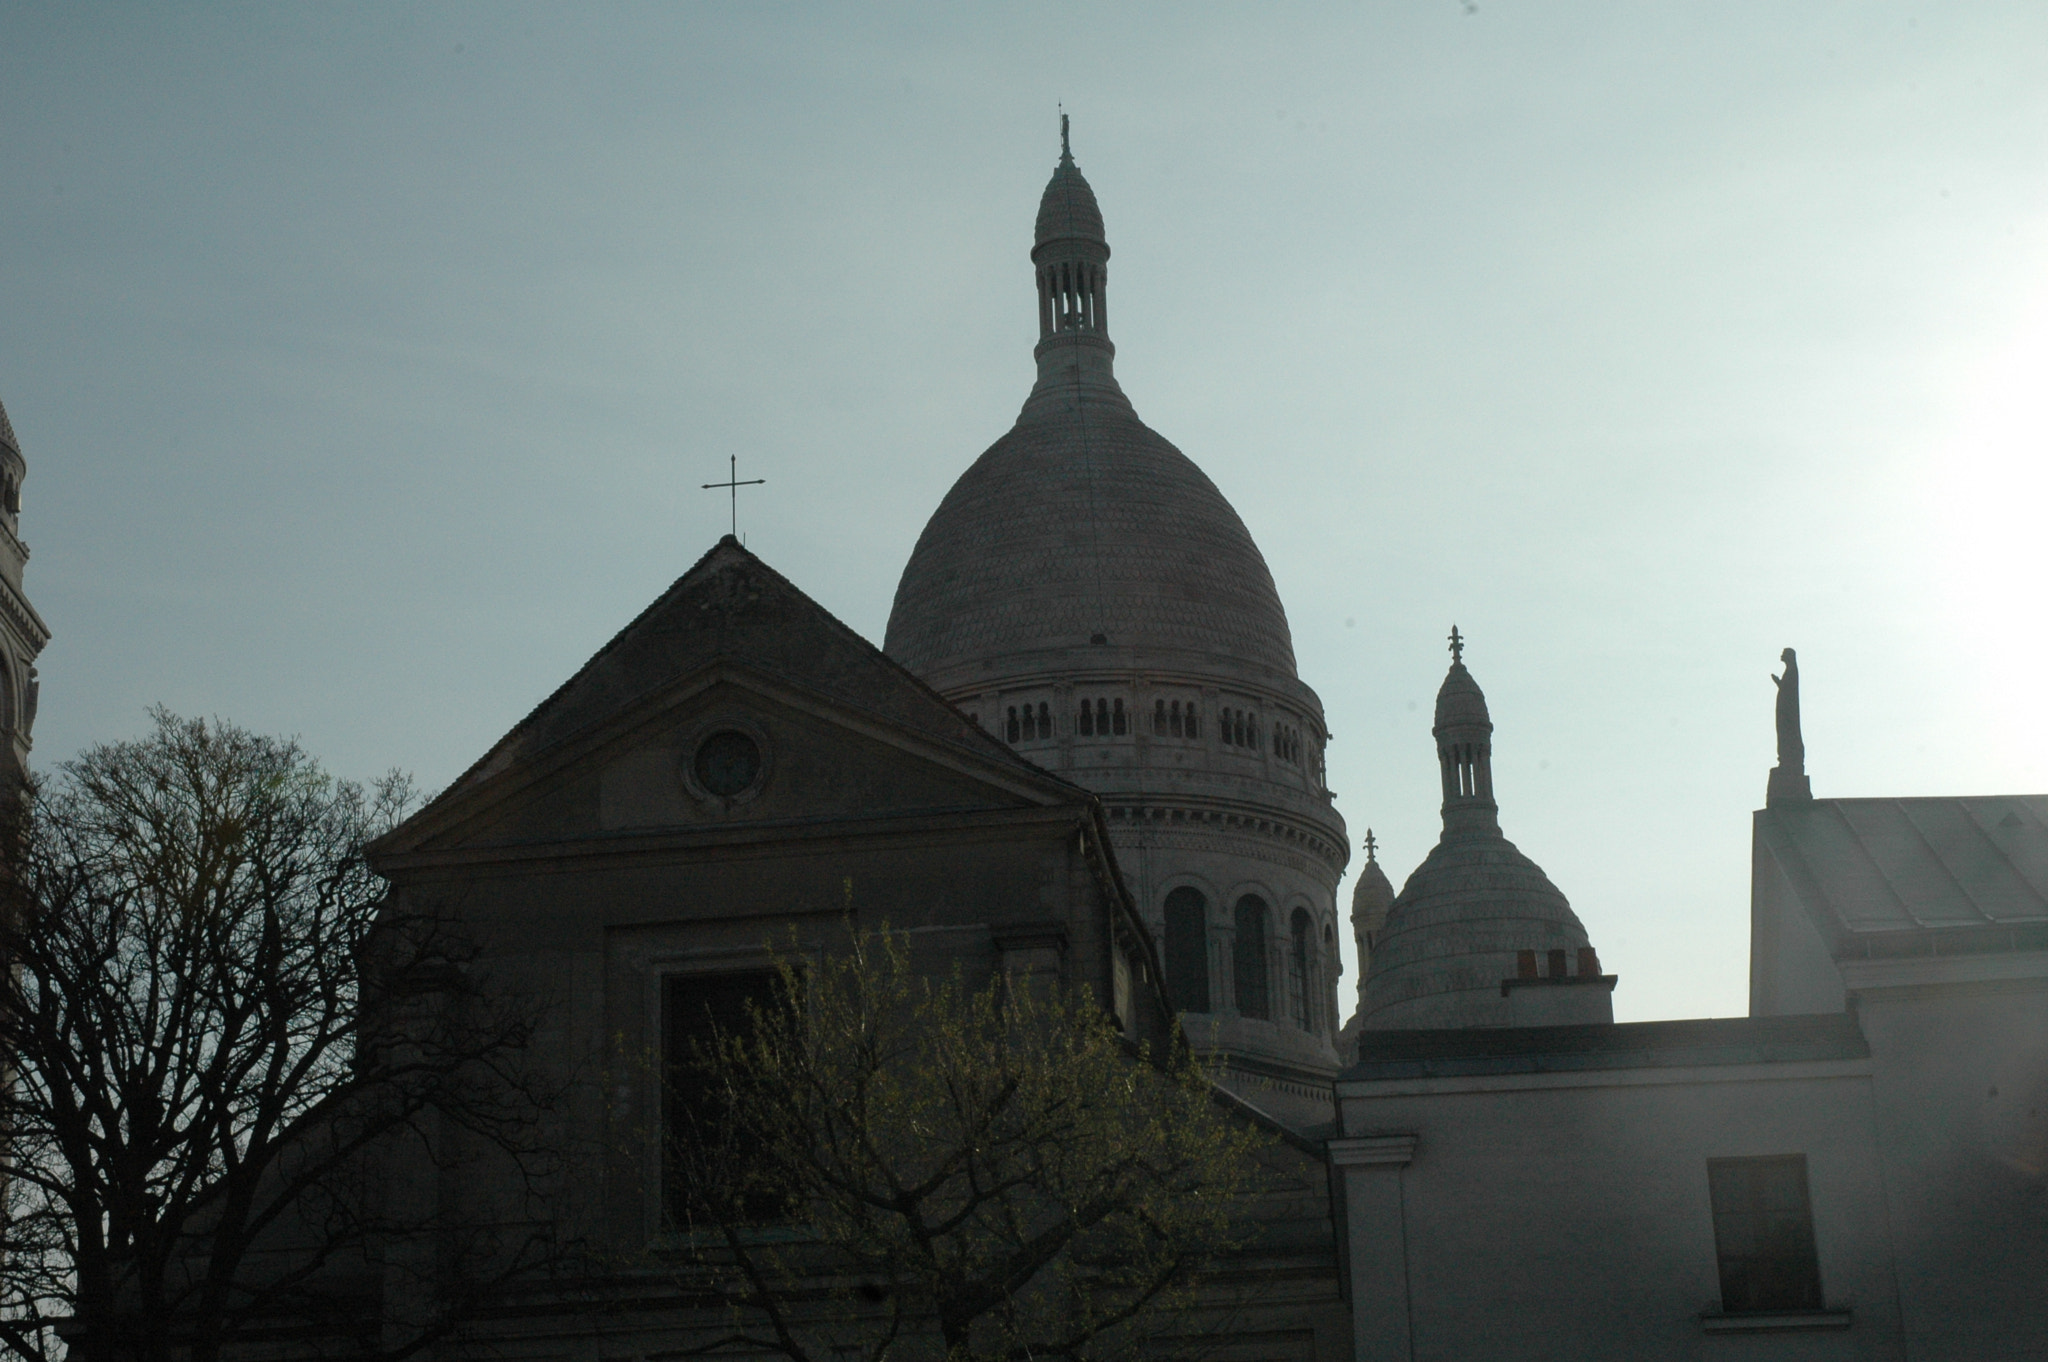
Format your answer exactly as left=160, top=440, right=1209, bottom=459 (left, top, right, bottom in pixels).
left=1102, top=799, right=1348, bottom=872
left=1327, top=1134, right=1418, bottom=1169
left=373, top=802, right=1094, bottom=878
left=0, top=570, right=48, bottom=655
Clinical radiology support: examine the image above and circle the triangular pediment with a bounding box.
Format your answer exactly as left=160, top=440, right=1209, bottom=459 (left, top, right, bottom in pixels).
left=373, top=540, right=1086, bottom=862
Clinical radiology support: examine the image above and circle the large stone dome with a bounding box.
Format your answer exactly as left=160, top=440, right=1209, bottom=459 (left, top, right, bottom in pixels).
left=884, top=389, right=1297, bottom=683
left=883, top=128, right=1348, bottom=1125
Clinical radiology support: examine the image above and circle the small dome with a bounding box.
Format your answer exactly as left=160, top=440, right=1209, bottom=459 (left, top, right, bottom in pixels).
left=1357, top=833, right=1592, bottom=1029
left=1035, top=153, right=1105, bottom=247
left=1434, top=661, right=1491, bottom=732
left=1350, top=851, right=1394, bottom=930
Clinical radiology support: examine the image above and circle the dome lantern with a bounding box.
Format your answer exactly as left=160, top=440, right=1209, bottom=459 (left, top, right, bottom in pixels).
left=1029, top=117, right=1117, bottom=394
left=1434, top=626, right=1499, bottom=836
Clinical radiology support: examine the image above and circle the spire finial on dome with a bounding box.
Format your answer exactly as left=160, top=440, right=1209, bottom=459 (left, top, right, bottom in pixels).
left=1448, top=624, right=1464, bottom=665
left=1060, top=109, right=1071, bottom=162
left=1364, top=829, right=1377, bottom=862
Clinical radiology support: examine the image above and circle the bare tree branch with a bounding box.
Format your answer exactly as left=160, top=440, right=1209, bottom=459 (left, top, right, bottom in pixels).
left=0, top=710, right=574, bottom=1362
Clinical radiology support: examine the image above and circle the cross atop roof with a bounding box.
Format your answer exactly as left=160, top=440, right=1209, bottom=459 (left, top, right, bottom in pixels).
left=702, top=454, right=766, bottom=540
left=1364, top=829, right=1377, bottom=862
left=1448, top=624, right=1465, bottom=665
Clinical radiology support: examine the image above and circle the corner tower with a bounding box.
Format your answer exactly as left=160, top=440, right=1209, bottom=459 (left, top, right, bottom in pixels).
left=885, top=124, right=1349, bottom=1120
left=0, top=399, right=50, bottom=812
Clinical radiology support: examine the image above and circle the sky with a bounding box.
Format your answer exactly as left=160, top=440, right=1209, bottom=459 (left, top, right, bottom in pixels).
left=4, top=2, right=2046, bottom=1023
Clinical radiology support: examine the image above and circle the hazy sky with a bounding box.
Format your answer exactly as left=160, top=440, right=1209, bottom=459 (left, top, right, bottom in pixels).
left=5, top=3, right=2045, bottom=1021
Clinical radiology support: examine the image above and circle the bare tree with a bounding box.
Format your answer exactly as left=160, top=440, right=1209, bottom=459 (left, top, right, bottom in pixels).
left=0, top=710, right=563, bottom=1362
left=665, top=928, right=1269, bottom=1362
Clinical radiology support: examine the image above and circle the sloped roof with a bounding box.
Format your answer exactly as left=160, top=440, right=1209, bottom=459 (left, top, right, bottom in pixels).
left=1756, top=795, right=2048, bottom=955
left=412, top=536, right=1072, bottom=821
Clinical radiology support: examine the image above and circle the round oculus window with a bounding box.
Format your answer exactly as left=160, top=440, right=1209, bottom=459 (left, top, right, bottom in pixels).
left=693, top=730, right=763, bottom=798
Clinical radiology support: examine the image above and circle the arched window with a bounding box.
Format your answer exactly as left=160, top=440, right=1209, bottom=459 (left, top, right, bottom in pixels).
left=1288, top=909, right=1312, bottom=1030
left=1170, top=701, right=1184, bottom=738
left=1078, top=701, right=1094, bottom=737
left=1185, top=705, right=1200, bottom=740
left=1112, top=698, right=1127, bottom=735
left=1037, top=702, right=1051, bottom=738
left=1006, top=707, right=1020, bottom=743
left=1154, top=699, right=1167, bottom=735
left=1233, top=895, right=1270, bottom=1020
left=1096, top=698, right=1110, bottom=734
left=1162, top=887, right=1210, bottom=1014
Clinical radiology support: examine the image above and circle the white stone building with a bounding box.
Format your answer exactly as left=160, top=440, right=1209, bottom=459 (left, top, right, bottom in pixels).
left=1333, top=648, right=2048, bottom=1358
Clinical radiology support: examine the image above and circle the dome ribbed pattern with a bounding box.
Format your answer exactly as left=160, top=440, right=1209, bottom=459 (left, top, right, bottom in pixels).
left=1358, top=833, right=1591, bottom=1028
left=884, top=392, right=1297, bottom=679
left=1035, top=156, right=1105, bottom=246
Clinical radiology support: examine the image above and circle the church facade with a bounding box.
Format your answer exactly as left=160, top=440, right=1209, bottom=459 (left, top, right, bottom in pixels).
left=345, top=133, right=1366, bottom=1347
left=366, top=131, right=2044, bottom=1360
left=36, top=130, right=2044, bottom=1360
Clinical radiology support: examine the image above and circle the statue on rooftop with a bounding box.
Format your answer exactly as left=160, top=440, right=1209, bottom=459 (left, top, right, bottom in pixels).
left=1768, top=647, right=1812, bottom=804
left=1773, top=647, right=1803, bottom=771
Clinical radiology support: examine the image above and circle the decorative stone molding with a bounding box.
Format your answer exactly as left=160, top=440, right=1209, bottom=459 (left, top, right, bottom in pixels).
left=1699, top=1310, right=1851, bottom=1333
left=1102, top=802, right=1345, bottom=869
left=1327, top=1134, right=1418, bottom=1169
left=0, top=576, right=49, bottom=652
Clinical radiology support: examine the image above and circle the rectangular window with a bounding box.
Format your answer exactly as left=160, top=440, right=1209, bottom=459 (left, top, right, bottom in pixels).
left=663, top=970, right=783, bottom=1228
left=1707, top=1155, right=1825, bottom=1313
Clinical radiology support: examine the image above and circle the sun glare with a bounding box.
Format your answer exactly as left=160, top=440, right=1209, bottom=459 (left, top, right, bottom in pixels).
left=1924, top=263, right=2048, bottom=782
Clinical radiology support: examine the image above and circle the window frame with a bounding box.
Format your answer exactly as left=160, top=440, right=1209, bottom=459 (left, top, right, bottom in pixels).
left=1705, top=1154, right=1826, bottom=1315
left=1162, top=886, right=1212, bottom=1015
left=1232, top=895, right=1271, bottom=1020
left=658, top=962, right=796, bottom=1234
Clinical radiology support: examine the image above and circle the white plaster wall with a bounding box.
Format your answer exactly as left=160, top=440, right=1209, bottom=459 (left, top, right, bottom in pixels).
left=1852, top=976, right=2048, bottom=1361
left=1748, top=824, right=1846, bottom=1017
left=1335, top=1064, right=1905, bottom=1361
